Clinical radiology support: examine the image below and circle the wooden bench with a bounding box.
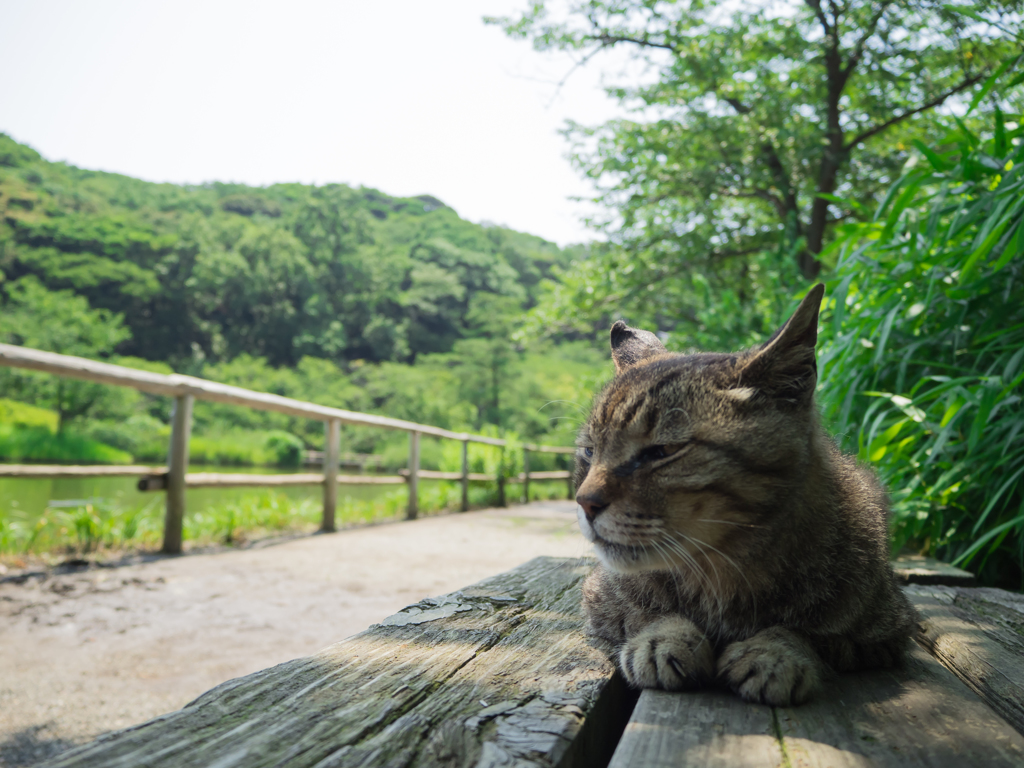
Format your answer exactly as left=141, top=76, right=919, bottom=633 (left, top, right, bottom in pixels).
left=41, top=556, right=1024, bottom=767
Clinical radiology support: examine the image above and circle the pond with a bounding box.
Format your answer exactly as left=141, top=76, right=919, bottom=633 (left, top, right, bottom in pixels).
left=0, top=465, right=396, bottom=526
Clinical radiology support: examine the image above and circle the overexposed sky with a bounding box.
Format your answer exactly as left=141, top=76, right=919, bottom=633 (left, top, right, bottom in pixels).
left=0, top=1, right=634, bottom=246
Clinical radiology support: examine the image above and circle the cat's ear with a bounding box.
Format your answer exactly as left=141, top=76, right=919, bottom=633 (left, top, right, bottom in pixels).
left=741, top=284, right=825, bottom=400
left=610, top=321, right=667, bottom=374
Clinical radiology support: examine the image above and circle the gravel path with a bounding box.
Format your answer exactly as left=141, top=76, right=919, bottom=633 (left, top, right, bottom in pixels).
left=0, top=501, right=588, bottom=767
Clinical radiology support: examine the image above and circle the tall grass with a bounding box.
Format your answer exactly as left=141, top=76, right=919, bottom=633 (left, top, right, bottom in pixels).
left=819, top=99, right=1024, bottom=588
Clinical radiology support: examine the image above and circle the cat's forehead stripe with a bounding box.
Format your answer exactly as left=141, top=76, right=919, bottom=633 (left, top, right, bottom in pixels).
left=599, top=367, right=685, bottom=434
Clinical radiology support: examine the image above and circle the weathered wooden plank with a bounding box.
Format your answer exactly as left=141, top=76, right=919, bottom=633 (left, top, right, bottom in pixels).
left=910, top=584, right=1024, bottom=736
left=322, top=418, right=340, bottom=532
left=893, top=553, right=976, bottom=586
left=514, top=471, right=571, bottom=482
left=610, top=641, right=1024, bottom=766
left=776, top=643, right=1024, bottom=766
left=608, top=690, right=780, bottom=768
left=399, top=469, right=499, bottom=481
left=138, top=473, right=406, bottom=490
left=0, top=464, right=165, bottom=477
left=162, top=394, right=193, bottom=554
left=42, top=556, right=624, bottom=768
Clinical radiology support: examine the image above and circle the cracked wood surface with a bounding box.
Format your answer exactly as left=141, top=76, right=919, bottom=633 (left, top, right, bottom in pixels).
left=911, top=583, right=1024, bottom=736
left=610, top=643, right=1024, bottom=767
left=40, top=556, right=621, bottom=768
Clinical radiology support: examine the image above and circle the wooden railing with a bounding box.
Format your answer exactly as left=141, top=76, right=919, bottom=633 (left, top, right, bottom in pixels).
left=0, top=343, right=576, bottom=553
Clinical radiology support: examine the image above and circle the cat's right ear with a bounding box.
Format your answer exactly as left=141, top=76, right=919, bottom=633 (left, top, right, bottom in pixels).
left=610, top=321, right=667, bottom=374
left=740, top=284, right=825, bottom=401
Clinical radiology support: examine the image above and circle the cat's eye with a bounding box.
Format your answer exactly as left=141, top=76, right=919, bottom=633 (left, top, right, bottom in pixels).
left=579, top=446, right=594, bottom=463
left=637, top=443, right=685, bottom=463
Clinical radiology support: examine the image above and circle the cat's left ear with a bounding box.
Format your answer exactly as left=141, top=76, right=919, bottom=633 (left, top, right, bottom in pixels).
left=741, top=284, right=825, bottom=400
left=610, top=321, right=667, bottom=374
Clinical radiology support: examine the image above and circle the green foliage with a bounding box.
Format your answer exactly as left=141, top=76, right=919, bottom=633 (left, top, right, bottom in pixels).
left=494, top=0, right=1022, bottom=345
left=264, top=431, right=304, bottom=467
left=0, top=397, right=58, bottom=431
left=0, top=135, right=574, bottom=368
left=0, top=135, right=604, bottom=470
left=0, top=424, right=132, bottom=464
left=0, top=275, right=133, bottom=430
left=819, top=105, right=1024, bottom=588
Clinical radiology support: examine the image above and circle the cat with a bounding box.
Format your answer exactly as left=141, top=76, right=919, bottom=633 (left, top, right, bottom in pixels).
left=574, top=284, right=918, bottom=706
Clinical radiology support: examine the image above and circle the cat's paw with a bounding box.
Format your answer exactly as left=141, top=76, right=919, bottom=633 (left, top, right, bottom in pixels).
left=619, top=616, right=713, bottom=691
left=717, top=627, right=822, bottom=706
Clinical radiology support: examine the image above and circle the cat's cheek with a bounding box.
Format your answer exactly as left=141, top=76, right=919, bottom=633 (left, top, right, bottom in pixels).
left=576, top=506, right=597, bottom=542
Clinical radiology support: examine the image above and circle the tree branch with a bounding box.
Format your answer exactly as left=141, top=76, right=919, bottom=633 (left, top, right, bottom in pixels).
left=842, top=0, right=896, bottom=80
left=804, top=0, right=832, bottom=37
left=585, top=33, right=677, bottom=53
left=722, top=96, right=752, bottom=114
left=843, top=72, right=988, bottom=150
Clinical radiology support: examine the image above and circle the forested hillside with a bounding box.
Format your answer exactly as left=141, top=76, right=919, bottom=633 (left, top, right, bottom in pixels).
left=0, top=133, right=580, bottom=366
left=0, top=133, right=608, bottom=465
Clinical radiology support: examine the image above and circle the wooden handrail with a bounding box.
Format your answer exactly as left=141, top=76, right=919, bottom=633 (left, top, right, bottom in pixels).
left=0, top=343, right=578, bottom=550
left=0, top=343, right=505, bottom=445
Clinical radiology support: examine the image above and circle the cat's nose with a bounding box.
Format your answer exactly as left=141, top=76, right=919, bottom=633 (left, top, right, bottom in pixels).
left=576, top=491, right=609, bottom=522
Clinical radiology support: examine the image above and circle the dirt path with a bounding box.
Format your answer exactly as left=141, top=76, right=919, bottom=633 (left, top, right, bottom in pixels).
left=0, top=501, right=589, bottom=767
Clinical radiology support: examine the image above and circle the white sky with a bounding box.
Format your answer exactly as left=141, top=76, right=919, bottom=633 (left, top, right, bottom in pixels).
left=0, top=1, right=634, bottom=246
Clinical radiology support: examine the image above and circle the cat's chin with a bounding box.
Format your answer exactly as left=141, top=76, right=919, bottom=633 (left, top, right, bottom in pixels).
left=593, top=541, right=674, bottom=574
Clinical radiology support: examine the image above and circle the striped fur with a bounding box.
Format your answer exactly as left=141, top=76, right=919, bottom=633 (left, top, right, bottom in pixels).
left=576, top=286, right=917, bottom=706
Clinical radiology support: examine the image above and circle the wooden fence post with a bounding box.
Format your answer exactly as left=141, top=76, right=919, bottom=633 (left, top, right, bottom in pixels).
left=322, top=419, right=340, bottom=532
left=407, top=431, right=420, bottom=520
left=460, top=439, right=469, bottom=512
left=496, top=447, right=506, bottom=507
left=522, top=447, right=530, bottom=504
left=162, top=394, right=193, bottom=554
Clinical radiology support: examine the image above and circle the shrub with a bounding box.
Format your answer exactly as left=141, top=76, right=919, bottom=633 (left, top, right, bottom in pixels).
left=264, top=430, right=304, bottom=467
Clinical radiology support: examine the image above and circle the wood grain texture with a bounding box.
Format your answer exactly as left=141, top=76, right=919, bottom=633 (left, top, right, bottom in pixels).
left=608, top=690, right=780, bottom=768
left=893, top=554, right=976, bottom=587
left=41, top=556, right=623, bottom=768
left=910, top=584, right=1024, bottom=736
left=610, top=641, right=1024, bottom=766
left=778, top=643, right=1024, bottom=766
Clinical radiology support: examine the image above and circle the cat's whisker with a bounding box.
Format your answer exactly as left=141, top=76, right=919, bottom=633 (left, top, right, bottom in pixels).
left=538, top=399, right=589, bottom=416
left=666, top=532, right=727, bottom=633
left=676, top=531, right=758, bottom=631
left=657, top=534, right=725, bottom=630
left=695, top=519, right=765, bottom=529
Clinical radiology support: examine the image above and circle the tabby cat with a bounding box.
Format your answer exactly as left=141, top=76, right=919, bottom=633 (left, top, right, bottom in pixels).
left=575, top=285, right=917, bottom=706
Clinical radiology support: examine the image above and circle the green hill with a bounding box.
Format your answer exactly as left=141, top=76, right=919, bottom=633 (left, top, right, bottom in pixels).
left=0, top=133, right=609, bottom=460
left=0, top=132, right=580, bottom=367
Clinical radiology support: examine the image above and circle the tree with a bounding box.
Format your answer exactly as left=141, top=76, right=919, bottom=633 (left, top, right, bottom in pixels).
left=491, top=0, right=1021, bottom=341
left=0, top=276, right=132, bottom=430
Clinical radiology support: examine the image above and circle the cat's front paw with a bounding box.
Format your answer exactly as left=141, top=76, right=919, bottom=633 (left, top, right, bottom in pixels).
left=718, top=627, right=822, bottom=706
left=619, top=616, right=713, bottom=691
